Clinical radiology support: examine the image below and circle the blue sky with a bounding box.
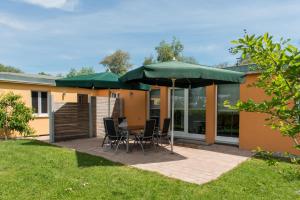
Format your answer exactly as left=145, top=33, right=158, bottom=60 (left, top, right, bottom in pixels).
left=1, top=0, right=300, bottom=74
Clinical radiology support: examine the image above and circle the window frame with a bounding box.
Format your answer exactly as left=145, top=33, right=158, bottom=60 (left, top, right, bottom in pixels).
left=31, top=91, right=49, bottom=117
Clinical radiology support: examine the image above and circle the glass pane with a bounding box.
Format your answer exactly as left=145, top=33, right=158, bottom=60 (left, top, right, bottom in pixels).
left=188, top=87, right=206, bottom=134
left=150, top=89, right=160, bottom=127
left=41, top=92, right=48, bottom=114
left=31, top=91, right=38, bottom=114
left=171, top=89, right=185, bottom=131
left=217, top=84, right=240, bottom=137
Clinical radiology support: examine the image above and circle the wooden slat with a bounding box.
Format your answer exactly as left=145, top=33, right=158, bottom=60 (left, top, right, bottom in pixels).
left=53, top=102, right=89, bottom=141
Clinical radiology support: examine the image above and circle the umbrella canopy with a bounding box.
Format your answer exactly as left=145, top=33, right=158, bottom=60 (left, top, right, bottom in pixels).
left=120, top=61, right=245, bottom=88
left=56, top=72, right=150, bottom=91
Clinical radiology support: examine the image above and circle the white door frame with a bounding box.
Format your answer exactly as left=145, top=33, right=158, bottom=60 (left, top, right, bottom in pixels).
left=168, top=88, right=205, bottom=140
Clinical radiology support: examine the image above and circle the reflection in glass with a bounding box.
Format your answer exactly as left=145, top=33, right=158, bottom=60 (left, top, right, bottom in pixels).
left=41, top=92, right=48, bottom=114
left=217, top=84, right=240, bottom=137
left=150, top=89, right=160, bottom=128
left=171, top=89, right=185, bottom=131
left=31, top=91, right=38, bottom=114
left=188, top=87, right=206, bottom=134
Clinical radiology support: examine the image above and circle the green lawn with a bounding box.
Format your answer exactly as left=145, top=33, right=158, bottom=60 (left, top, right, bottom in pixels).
left=0, top=140, right=299, bottom=200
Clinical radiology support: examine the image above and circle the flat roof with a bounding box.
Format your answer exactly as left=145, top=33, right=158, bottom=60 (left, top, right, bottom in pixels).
left=0, top=72, right=57, bottom=86
left=222, top=64, right=259, bottom=74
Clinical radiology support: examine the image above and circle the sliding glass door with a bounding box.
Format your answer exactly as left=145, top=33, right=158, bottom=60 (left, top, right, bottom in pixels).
left=170, top=87, right=206, bottom=139
left=217, top=84, right=240, bottom=144
left=188, top=87, right=206, bottom=135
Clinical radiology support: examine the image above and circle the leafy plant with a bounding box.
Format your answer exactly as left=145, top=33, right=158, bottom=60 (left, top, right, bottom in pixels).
left=0, top=92, right=34, bottom=139
left=100, top=50, right=132, bottom=75
left=66, top=67, right=95, bottom=78
left=253, top=147, right=278, bottom=166
left=0, top=63, right=23, bottom=73
left=144, top=37, right=198, bottom=65
left=227, top=32, right=300, bottom=151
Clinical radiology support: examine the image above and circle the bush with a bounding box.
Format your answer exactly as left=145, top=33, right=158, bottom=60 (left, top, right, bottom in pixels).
left=0, top=92, right=35, bottom=139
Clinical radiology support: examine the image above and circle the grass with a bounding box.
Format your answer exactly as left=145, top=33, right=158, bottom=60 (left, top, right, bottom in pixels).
left=0, top=140, right=299, bottom=200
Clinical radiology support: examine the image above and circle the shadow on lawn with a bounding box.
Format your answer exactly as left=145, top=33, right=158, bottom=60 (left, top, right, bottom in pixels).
left=75, top=150, right=120, bottom=168
left=20, top=139, right=54, bottom=147
left=21, top=139, right=119, bottom=168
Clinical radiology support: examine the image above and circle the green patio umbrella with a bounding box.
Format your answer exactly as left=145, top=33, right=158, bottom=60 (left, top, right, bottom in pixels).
left=56, top=72, right=150, bottom=116
left=120, top=60, right=245, bottom=153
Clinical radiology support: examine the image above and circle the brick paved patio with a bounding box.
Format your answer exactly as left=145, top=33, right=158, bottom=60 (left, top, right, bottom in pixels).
left=41, top=137, right=252, bottom=185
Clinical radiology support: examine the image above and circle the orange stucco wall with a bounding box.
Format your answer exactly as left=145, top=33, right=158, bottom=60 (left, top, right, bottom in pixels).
left=119, top=90, right=147, bottom=126
left=159, top=87, right=169, bottom=129
left=239, top=74, right=298, bottom=155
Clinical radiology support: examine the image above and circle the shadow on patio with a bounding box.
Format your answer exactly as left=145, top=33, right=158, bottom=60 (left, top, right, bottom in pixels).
left=54, top=137, right=188, bottom=165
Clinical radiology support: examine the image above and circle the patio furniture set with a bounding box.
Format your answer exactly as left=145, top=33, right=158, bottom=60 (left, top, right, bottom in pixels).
left=101, top=117, right=171, bottom=153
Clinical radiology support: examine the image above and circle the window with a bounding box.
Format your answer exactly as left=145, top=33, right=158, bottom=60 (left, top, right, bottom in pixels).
left=149, top=89, right=160, bottom=128
left=31, top=91, right=48, bottom=116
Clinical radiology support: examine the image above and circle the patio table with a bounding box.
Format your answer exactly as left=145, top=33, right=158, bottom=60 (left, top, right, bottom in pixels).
left=119, top=124, right=144, bottom=153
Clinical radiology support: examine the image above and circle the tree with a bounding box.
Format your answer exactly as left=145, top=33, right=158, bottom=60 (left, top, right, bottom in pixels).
left=0, top=64, right=23, bottom=73
left=0, top=92, right=34, bottom=139
left=227, top=33, right=300, bottom=151
left=236, top=54, right=254, bottom=66
left=38, top=72, right=52, bottom=76
left=144, top=37, right=198, bottom=65
left=143, top=55, right=155, bottom=65
left=100, top=50, right=132, bottom=75
left=155, top=37, right=184, bottom=62
left=66, top=67, right=95, bottom=78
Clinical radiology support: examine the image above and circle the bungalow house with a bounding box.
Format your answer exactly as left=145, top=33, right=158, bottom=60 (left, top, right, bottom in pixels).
left=0, top=68, right=298, bottom=155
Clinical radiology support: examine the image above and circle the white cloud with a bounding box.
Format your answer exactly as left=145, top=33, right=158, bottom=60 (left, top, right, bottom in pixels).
left=0, top=14, right=27, bottom=30
left=18, top=0, right=79, bottom=11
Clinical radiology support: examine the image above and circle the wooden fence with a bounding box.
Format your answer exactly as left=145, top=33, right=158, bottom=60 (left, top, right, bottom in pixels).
left=54, top=103, right=90, bottom=141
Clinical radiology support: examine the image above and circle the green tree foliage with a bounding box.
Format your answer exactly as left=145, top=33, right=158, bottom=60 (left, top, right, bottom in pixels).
left=100, top=50, right=132, bottom=75
left=144, top=37, right=198, bottom=65
left=236, top=54, right=254, bottom=66
left=228, top=33, right=300, bottom=151
left=38, top=72, right=52, bottom=76
left=155, top=37, right=184, bottom=62
left=143, top=55, right=155, bottom=65
left=0, top=64, right=23, bottom=73
left=66, top=67, right=95, bottom=78
left=0, top=92, right=34, bottom=139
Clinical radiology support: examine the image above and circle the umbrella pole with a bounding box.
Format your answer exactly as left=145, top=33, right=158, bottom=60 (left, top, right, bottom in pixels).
left=171, top=79, right=176, bottom=153
left=108, top=89, right=111, bottom=117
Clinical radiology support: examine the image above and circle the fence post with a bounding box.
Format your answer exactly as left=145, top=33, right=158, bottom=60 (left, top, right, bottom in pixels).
left=49, top=94, right=55, bottom=143
left=88, top=95, right=93, bottom=138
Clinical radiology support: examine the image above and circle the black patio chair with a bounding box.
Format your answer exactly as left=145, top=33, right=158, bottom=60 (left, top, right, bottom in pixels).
left=154, top=118, right=171, bottom=146
left=150, top=117, right=160, bottom=134
left=134, top=119, right=156, bottom=153
left=101, top=117, right=112, bottom=147
left=103, top=118, right=126, bottom=153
